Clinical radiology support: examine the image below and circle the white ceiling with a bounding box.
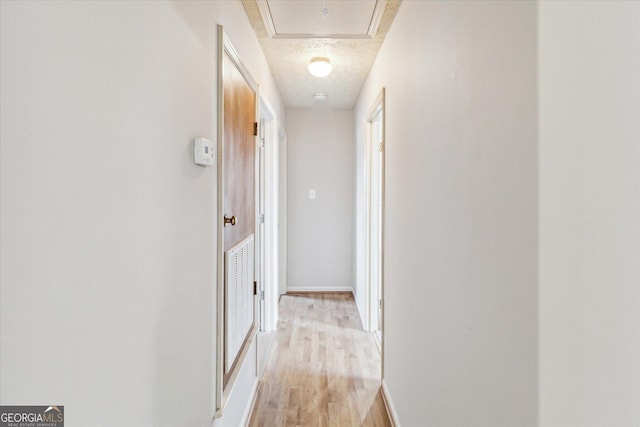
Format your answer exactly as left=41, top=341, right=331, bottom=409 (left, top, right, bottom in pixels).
left=242, top=0, right=401, bottom=109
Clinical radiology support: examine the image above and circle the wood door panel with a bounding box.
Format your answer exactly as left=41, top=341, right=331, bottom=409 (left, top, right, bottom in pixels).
left=223, top=52, right=255, bottom=252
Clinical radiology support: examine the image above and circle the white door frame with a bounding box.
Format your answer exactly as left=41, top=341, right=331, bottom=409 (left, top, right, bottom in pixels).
left=259, top=95, right=279, bottom=332
left=257, top=106, right=266, bottom=330
left=277, top=125, right=288, bottom=296
left=365, top=89, right=385, bottom=352
left=215, top=26, right=259, bottom=414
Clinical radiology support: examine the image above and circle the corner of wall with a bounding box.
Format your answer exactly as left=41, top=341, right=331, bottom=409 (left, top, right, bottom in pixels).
left=381, top=379, right=401, bottom=427
left=353, top=286, right=367, bottom=331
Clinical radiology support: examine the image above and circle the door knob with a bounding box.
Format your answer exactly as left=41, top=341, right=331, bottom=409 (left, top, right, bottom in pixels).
left=224, top=215, right=237, bottom=227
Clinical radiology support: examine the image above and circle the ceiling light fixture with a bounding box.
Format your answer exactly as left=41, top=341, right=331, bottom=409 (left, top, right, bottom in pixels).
left=308, top=57, right=332, bottom=78
left=314, top=93, right=327, bottom=102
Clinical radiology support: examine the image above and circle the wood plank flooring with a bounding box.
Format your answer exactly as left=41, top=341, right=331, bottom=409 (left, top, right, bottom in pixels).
left=248, top=292, right=391, bottom=427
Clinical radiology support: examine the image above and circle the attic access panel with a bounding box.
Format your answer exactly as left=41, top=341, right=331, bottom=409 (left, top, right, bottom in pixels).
left=258, top=0, right=387, bottom=39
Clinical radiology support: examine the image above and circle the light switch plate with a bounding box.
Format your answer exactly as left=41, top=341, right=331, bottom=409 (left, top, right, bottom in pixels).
left=309, top=189, right=317, bottom=199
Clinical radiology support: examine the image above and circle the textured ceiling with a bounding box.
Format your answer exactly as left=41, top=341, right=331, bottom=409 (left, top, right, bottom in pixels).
left=242, top=0, right=401, bottom=110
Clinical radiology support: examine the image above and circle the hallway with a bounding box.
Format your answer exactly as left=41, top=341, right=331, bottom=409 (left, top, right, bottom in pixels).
left=248, top=293, right=391, bottom=426
left=2, top=2, right=639, bottom=426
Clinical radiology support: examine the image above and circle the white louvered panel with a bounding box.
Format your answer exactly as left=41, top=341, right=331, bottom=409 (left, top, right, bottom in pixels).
left=225, top=234, right=254, bottom=372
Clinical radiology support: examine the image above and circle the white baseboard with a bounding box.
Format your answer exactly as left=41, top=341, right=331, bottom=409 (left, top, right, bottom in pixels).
left=381, top=379, right=401, bottom=427
left=286, top=286, right=354, bottom=293
left=214, top=337, right=257, bottom=427
left=241, top=378, right=259, bottom=427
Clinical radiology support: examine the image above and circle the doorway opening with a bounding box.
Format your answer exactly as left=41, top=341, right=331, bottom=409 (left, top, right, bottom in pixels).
left=257, top=95, right=279, bottom=334
left=365, top=89, right=385, bottom=350
left=256, top=95, right=281, bottom=378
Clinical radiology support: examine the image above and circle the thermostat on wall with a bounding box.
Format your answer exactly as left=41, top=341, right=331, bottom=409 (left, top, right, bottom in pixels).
left=193, top=137, right=215, bottom=166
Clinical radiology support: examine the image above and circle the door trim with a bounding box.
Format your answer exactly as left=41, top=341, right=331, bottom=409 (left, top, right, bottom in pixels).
left=215, top=25, right=259, bottom=416
left=277, top=125, right=288, bottom=297
left=258, top=95, right=279, bottom=332
left=365, top=88, right=386, bottom=379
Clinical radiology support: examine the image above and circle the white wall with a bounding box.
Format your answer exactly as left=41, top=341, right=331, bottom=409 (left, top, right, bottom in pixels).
left=355, top=1, right=538, bottom=425
left=287, top=109, right=355, bottom=292
left=0, top=1, right=283, bottom=426
left=538, top=2, right=640, bottom=425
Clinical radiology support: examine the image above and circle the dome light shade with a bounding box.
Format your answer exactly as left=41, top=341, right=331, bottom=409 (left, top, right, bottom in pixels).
left=308, top=57, right=332, bottom=77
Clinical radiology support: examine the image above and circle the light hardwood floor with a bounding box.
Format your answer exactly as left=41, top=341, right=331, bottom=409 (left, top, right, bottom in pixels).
left=248, top=292, right=391, bottom=427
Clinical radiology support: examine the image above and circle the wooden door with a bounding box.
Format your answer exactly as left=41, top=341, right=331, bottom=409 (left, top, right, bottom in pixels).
left=223, top=52, right=255, bottom=251
left=222, top=50, right=256, bottom=383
